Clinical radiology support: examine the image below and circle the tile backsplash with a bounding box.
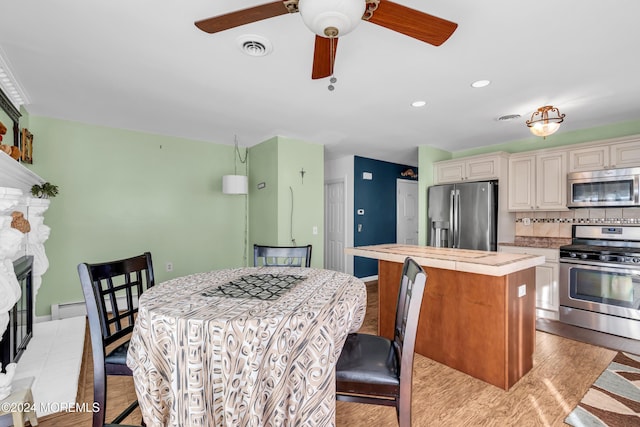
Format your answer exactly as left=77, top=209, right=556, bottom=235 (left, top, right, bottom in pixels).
left=515, top=208, right=640, bottom=238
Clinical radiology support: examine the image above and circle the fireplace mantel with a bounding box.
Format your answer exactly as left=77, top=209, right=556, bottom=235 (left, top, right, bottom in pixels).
left=0, top=152, right=49, bottom=345
left=0, top=152, right=44, bottom=193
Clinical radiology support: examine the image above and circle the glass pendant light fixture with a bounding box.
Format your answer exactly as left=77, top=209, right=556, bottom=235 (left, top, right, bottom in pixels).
left=526, top=105, right=565, bottom=139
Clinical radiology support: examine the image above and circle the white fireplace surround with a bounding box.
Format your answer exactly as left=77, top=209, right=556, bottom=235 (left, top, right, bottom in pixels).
left=0, top=152, right=49, bottom=342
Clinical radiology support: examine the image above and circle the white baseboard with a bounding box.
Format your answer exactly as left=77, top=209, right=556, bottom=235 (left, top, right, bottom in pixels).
left=359, top=275, right=378, bottom=282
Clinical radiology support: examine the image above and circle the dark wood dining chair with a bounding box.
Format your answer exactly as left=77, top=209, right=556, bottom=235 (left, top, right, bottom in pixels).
left=253, top=244, right=312, bottom=267
left=335, top=256, right=427, bottom=427
left=78, top=252, right=155, bottom=427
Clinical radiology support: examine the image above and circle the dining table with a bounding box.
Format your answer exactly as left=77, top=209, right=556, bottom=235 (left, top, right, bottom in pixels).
left=126, top=266, right=367, bottom=427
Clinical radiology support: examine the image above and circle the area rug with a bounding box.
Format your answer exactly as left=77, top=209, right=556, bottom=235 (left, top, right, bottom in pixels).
left=565, top=351, right=640, bottom=426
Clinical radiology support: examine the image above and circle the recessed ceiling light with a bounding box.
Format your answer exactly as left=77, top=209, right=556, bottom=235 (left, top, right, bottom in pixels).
left=471, top=80, right=491, bottom=88
left=236, top=34, right=273, bottom=57
left=411, top=100, right=427, bottom=107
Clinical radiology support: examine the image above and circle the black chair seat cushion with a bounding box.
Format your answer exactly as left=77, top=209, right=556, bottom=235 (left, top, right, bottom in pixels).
left=336, top=333, right=400, bottom=395
left=105, top=341, right=130, bottom=367
left=105, top=341, right=134, bottom=376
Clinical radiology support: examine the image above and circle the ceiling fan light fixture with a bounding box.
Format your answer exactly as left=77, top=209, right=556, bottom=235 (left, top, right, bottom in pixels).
left=298, top=0, right=366, bottom=38
left=526, top=105, right=565, bottom=138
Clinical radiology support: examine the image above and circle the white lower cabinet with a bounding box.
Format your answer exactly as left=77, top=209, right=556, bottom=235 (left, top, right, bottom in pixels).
left=499, top=246, right=559, bottom=320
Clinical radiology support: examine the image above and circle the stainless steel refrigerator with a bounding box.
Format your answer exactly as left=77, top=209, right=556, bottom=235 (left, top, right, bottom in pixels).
left=427, top=180, right=498, bottom=251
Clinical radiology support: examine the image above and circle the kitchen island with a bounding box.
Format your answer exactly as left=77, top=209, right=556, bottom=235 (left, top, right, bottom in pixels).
left=345, top=244, right=545, bottom=390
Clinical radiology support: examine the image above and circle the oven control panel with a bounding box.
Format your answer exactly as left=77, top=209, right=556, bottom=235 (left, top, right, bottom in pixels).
left=560, top=250, right=640, bottom=265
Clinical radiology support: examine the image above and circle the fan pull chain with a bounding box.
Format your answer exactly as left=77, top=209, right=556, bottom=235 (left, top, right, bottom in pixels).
left=328, top=37, right=337, bottom=91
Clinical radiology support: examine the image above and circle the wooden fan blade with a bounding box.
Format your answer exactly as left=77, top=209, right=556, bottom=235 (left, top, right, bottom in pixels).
left=195, top=1, right=290, bottom=34
left=367, top=0, right=458, bottom=46
left=312, top=36, right=338, bottom=80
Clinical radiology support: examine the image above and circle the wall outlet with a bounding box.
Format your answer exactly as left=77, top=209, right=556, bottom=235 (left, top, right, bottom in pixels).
left=523, top=217, right=531, bottom=226
left=518, top=284, right=526, bottom=298
left=166, top=262, right=173, bottom=272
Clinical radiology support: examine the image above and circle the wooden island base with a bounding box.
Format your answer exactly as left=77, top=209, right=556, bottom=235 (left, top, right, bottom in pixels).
left=378, top=260, right=536, bottom=390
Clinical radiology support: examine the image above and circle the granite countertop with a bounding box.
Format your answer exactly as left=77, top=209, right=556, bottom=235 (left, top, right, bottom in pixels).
left=499, top=237, right=571, bottom=249
left=345, top=244, right=545, bottom=277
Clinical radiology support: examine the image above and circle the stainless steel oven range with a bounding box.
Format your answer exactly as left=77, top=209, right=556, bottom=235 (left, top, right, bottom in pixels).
left=559, top=225, right=640, bottom=340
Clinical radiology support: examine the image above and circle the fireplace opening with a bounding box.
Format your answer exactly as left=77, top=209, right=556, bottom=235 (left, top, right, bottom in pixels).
left=1, top=255, right=33, bottom=373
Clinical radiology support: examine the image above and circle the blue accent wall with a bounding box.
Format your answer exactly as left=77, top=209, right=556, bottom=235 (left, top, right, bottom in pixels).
left=353, top=156, right=417, bottom=278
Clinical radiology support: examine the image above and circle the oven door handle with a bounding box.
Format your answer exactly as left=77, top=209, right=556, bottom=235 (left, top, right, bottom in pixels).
left=560, top=258, right=640, bottom=273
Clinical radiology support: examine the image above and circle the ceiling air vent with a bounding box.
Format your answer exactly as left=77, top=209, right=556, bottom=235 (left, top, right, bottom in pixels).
left=236, top=35, right=273, bottom=57
left=497, top=114, right=521, bottom=122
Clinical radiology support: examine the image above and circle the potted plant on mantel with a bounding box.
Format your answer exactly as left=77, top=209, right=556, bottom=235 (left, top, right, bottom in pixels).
left=30, top=182, right=59, bottom=199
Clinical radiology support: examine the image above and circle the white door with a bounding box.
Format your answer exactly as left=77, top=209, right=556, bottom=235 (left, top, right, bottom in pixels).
left=397, top=179, right=418, bottom=244
left=324, top=180, right=346, bottom=272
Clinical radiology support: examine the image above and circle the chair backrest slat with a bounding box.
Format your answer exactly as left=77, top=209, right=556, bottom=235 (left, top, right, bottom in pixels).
left=254, top=244, right=312, bottom=267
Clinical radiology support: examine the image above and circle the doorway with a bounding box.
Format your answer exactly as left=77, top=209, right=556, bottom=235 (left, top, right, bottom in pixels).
left=397, top=179, right=418, bottom=244
left=324, top=179, right=347, bottom=272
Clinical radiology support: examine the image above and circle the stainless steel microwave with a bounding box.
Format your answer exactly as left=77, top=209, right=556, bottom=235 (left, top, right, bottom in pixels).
left=567, top=167, right=640, bottom=208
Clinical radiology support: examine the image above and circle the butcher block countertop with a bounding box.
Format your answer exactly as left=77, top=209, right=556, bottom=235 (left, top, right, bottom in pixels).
left=345, top=244, right=545, bottom=276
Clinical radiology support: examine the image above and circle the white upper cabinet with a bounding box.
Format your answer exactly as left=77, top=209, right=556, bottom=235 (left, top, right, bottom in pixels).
left=611, top=140, right=640, bottom=168
left=568, top=137, right=640, bottom=171
left=536, top=152, right=567, bottom=210
left=434, top=160, right=466, bottom=183
left=508, top=151, right=567, bottom=211
left=568, top=146, right=609, bottom=171
left=434, top=153, right=507, bottom=184
left=507, top=155, right=535, bottom=210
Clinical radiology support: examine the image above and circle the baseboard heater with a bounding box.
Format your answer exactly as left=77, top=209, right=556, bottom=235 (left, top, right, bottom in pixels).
left=51, top=296, right=140, bottom=320
left=50, top=301, right=87, bottom=320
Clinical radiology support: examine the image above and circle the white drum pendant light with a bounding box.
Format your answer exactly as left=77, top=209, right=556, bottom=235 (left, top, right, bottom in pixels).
left=222, top=175, right=248, bottom=195
left=298, top=0, right=366, bottom=38
left=222, top=136, right=248, bottom=195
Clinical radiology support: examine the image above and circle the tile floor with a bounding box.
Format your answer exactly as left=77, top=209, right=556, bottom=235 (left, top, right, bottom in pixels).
left=9, top=316, right=85, bottom=419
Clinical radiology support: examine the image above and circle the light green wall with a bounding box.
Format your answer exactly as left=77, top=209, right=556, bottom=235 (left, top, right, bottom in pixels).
left=417, top=146, right=451, bottom=245
left=25, top=116, right=247, bottom=315
left=276, top=137, right=324, bottom=264
left=248, top=136, right=324, bottom=268
left=248, top=136, right=278, bottom=259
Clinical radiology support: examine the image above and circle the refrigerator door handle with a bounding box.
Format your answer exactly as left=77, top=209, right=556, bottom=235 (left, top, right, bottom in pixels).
left=449, top=189, right=455, bottom=248
left=454, top=189, right=461, bottom=248
left=451, top=190, right=460, bottom=248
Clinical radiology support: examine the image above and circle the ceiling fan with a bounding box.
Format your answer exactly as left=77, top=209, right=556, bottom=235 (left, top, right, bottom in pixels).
left=195, top=0, right=458, bottom=80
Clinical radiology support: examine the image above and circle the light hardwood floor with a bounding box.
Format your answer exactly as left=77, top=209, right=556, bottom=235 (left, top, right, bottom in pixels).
left=37, top=281, right=637, bottom=426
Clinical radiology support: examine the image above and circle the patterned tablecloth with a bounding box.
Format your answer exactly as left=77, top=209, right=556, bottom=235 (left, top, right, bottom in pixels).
left=126, top=267, right=367, bottom=427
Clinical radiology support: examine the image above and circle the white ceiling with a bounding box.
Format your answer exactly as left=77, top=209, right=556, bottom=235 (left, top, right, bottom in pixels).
left=1, top=1, right=639, bottom=166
